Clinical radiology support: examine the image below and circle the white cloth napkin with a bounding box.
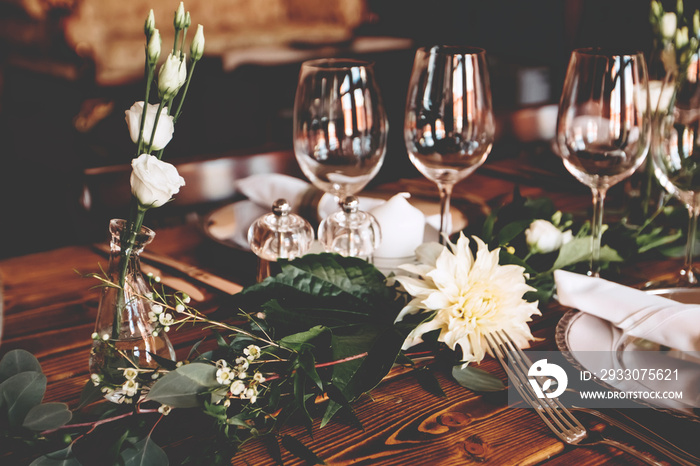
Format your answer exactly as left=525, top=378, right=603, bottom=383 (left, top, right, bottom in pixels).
left=554, top=270, right=700, bottom=352
left=236, top=173, right=311, bottom=211
left=237, top=174, right=443, bottom=259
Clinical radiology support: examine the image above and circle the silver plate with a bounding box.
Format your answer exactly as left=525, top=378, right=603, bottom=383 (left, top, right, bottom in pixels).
left=555, top=288, right=700, bottom=422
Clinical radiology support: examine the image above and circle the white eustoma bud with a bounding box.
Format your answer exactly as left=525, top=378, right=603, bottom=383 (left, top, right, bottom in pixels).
left=145, top=9, right=155, bottom=39
left=185, top=11, right=191, bottom=28
left=158, top=53, right=187, bottom=99
left=130, top=154, right=186, bottom=208
left=191, top=25, right=205, bottom=61
left=662, top=12, right=677, bottom=40
left=125, top=101, right=174, bottom=151
left=676, top=25, right=689, bottom=49
left=694, top=11, right=700, bottom=36
left=651, top=0, right=663, bottom=18
left=174, top=2, right=186, bottom=29
left=525, top=219, right=573, bottom=254
left=147, top=29, right=161, bottom=65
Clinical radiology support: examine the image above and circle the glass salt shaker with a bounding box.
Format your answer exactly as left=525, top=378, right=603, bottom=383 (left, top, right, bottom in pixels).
left=248, top=199, right=314, bottom=282
left=318, top=196, right=381, bottom=261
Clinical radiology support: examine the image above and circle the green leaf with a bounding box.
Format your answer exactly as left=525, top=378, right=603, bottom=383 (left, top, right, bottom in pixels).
left=281, top=435, right=326, bottom=465
left=263, top=435, right=285, bottom=466
left=496, top=219, right=532, bottom=246
left=550, top=237, right=623, bottom=271
left=279, top=326, right=330, bottom=352
left=186, top=337, right=207, bottom=361
left=413, top=367, right=446, bottom=398
left=29, top=446, right=82, bottom=466
left=146, top=363, right=218, bottom=408
left=297, top=350, right=323, bottom=391
left=280, top=253, right=389, bottom=302
left=235, top=254, right=399, bottom=335
left=76, top=380, right=104, bottom=410
left=327, top=326, right=404, bottom=404
left=293, top=371, right=313, bottom=431
left=0, top=349, right=42, bottom=383
left=321, top=384, right=362, bottom=429
left=120, top=436, right=168, bottom=466
left=146, top=351, right=178, bottom=371
left=1, top=371, right=47, bottom=428
left=22, top=402, right=72, bottom=431
left=452, top=365, right=505, bottom=392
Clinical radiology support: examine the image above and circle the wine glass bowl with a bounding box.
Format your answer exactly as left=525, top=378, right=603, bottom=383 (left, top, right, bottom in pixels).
left=293, top=58, right=388, bottom=203
left=557, top=48, right=651, bottom=276
left=404, top=46, right=495, bottom=241
left=652, top=51, right=700, bottom=285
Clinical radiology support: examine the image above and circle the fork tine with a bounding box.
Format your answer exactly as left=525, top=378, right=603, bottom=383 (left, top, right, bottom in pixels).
left=496, top=330, right=587, bottom=435
left=484, top=332, right=570, bottom=441
left=487, top=330, right=586, bottom=443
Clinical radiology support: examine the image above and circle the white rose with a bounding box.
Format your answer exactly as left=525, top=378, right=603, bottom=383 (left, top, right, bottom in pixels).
left=130, top=154, right=185, bottom=208
left=158, top=53, right=187, bottom=99
left=661, top=12, right=677, bottom=40
left=525, top=219, right=573, bottom=254
left=125, top=102, right=174, bottom=151
left=675, top=26, right=689, bottom=49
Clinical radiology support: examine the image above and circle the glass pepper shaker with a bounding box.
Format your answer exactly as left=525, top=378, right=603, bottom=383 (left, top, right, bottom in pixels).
left=318, top=196, right=381, bottom=261
left=248, top=198, right=314, bottom=282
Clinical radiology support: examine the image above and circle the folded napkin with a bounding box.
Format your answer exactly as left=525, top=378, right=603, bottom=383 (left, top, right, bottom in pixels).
left=554, top=270, right=700, bottom=352
left=237, top=174, right=443, bottom=259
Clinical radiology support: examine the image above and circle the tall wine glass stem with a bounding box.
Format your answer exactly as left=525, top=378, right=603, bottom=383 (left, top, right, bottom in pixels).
left=681, top=205, right=699, bottom=285
left=589, top=187, right=607, bottom=277
left=437, top=182, right=454, bottom=244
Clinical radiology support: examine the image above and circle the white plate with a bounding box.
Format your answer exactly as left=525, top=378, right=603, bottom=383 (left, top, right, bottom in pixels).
left=555, top=291, right=700, bottom=422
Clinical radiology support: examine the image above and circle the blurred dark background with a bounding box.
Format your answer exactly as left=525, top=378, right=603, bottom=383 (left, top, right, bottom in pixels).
left=0, top=0, right=661, bottom=257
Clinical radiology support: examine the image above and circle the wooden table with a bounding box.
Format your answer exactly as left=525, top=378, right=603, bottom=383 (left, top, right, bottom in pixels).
left=1, top=161, right=699, bottom=465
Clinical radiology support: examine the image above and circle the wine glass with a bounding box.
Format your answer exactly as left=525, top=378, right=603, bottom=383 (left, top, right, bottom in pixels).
left=404, top=46, right=495, bottom=243
left=293, top=58, right=388, bottom=209
left=556, top=48, right=651, bottom=277
left=652, top=51, right=700, bottom=287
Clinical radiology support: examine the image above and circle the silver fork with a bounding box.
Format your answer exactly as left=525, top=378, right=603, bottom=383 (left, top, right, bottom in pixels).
left=484, top=330, right=663, bottom=466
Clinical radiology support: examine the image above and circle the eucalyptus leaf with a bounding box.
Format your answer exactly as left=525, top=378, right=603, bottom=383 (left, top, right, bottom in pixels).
left=22, top=402, right=72, bottom=431
left=120, top=436, right=168, bottom=466
left=452, top=365, right=505, bottom=392
left=146, top=363, right=218, bottom=408
left=0, top=349, right=42, bottom=383
left=1, top=371, right=47, bottom=428
left=29, top=446, right=82, bottom=466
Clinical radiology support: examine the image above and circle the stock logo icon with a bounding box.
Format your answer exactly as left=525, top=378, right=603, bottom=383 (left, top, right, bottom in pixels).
left=528, top=359, right=568, bottom=399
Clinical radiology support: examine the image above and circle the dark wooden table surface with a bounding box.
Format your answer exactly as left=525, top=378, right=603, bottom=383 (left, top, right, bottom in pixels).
left=1, top=155, right=699, bottom=465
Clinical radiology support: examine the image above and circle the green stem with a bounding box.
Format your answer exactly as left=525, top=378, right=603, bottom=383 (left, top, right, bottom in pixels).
left=113, top=206, right=148, bottom=339
left=179, top=26, right=188, bottom=60
left=174, top=60, right=197, bottom=123
left=136, top=65, right=155, bottom=155
left=146, top=100, right=166, bottom=154
left=173, top=29, right=181, bottom=55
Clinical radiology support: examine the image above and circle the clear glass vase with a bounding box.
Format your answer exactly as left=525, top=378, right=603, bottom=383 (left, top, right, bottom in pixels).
left=89, top=218, right=176, bottom=402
